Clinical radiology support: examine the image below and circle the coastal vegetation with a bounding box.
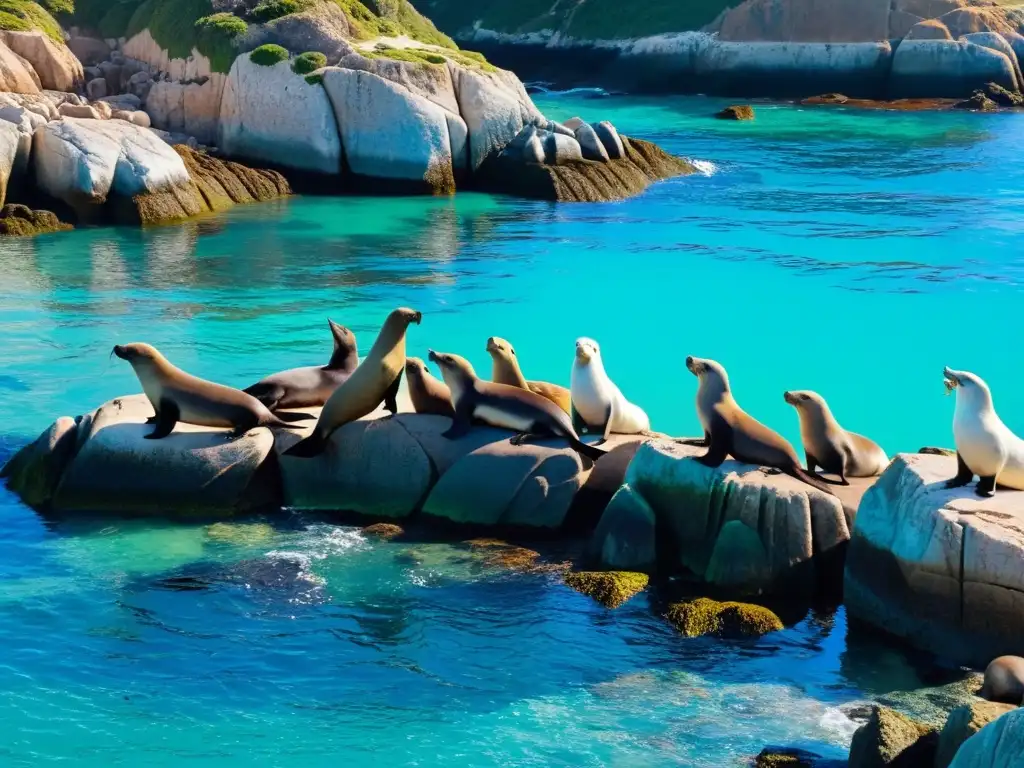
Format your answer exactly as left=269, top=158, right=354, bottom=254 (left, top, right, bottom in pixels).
left=250, top=42, right=289, bottom=66
left=291, top=50, right=327, bottom=74
left=0, top=0, right=65, bottom=43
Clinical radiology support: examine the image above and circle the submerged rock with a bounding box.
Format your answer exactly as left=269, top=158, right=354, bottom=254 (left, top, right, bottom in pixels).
left=563, top=571, right=649, bottom=608
left=664, top=598, right=783, bottom=638
left=848, top=706, right=937, bottom=768
left=753, top=747, right=822, bottom=767
left=982, top=81, right=1023, bottom=106
left=954, top=91, right=998, bottom=110
left=361, top=523, right=405, bottom=541
left=0, top=203, right=71, bottom=236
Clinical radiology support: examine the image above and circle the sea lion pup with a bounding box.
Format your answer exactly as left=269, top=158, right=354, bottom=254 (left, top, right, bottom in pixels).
left=783, top=390, right=888, bottom=483
left=943, top=366, right=1024, bottom=496
left=570, top=337, right=650, bottom=441
left=685, top=356, right=834, bottom=496
left=428, top=350, right=605, bottom=461
left=405, top=357, right=454, bottom=417
left=243, top=319, right=358, bottom=410
left=285, top=307, right=422, bottom=458
left=980, top=656, right=1024, bottom=705
left=112, top=343, right=313, bottom=439
left=485, top=336, right=571, bottom=413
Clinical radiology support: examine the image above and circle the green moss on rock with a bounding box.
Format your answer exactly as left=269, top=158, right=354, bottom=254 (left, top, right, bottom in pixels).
left=98, top=1, right=141, bottom=38
left=195, top=12, right=246, bottom=74
left=0, top=0, right=66, bottom=43
left=848, top=706, right=937, bottom=768
left=126, top=0, right=213, bottom=60
left=250, top=0, right=314, bottom=23
left=665, top=598, right=783, bottom=638
left=38, top=0, right=70, bottom=16
left=564, top=571, right=648, bottom=608
left=292, top=49, right=326, bottom=74
left=250, top=42, right=289, bottom=66
left=304, top=72, right=322, bottom=85
left=0, top=204, right=72, bottom=237
left=361, top=522, right=405, bottom=540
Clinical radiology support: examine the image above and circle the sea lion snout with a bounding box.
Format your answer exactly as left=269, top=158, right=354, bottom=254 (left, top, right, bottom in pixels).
left=943, top=367, right=960, bottom=387
left=112, top=344, right=127, bottom=360
left=783, top=391, right=797, bottom=405
left=685, top=356, right=697, bottom=374
left=427, top=349, right=440, bottom=364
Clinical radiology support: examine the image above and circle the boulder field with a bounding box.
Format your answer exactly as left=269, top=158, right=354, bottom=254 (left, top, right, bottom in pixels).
left=427, top=0, right=1024, bottom=99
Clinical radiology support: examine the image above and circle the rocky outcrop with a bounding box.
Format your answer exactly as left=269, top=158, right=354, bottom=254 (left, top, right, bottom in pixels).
left=935, top=701, right=1017, bottom=768
left=0, top=40, right=41, bottom=93
left=0, top=119, right=27, bottom=206
left=665, top=598, right=784, bottom=638
left=949, top=706, right=1024, bottom=767
left=845, top=453, right=1024, bottom=667
left=592, top=439, right=874, bottom=593
left=0, top=203, right=71, bottom=236
left=715, top=0, right=893, bottom=42
left=218, top=56, right=342, bottom=176
left=848, top=706, right=937, bottom=767
left=174, top=145, right=291, bottom=212
left=890, top=39, right=1018, bottom=97
left=1, top=30, right=83, bottom=92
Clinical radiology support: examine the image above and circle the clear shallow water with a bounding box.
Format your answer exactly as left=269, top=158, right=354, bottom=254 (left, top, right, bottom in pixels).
left=0, top=93, right=1015, bottom=764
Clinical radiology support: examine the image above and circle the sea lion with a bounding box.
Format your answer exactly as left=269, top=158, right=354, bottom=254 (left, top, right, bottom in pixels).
left=485, top=336, right=571, bottom=413
left=570, top=337, right=650, bottom=441
left=112, top=343, right=313, bottom=439
left=405, top=356, right=454, bottom=417
left=943, top=366, right=1024, bottom=496
left=285, top=307, right=422, bottom=457
left=243, top=319, right=358, bottom=409
left=428, top=350, right=604, bottom=461
left=980, top=656, right=1024, bottom=705
left=685, top=356, right=834, bottom=496
left=783, top=390, right=888, bottom=483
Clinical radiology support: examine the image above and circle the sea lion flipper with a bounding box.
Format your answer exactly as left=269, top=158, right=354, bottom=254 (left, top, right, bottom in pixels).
left=976, top=475, right=997, bottom=497
left=570, top=401, right=587, bottom=435
left=697, top=417, right=729, bottom=468
left=681, top=432, right=709, bottom=447
left=145, top=399, right=179, bottom=439
left=271, top=410, right=316, bottom=423
left=600, top=400, right=616, bottom=444
left=382, top=371, right=403, bottom=415
left=283, top=431, right=326, bottom=458
left=145, top=414, right=158, bottom=424
left=441, top=403, right=473, bottom=440
left=805, top=451, right=817, bottom=474
left=945, top=452, right=975, bottom=489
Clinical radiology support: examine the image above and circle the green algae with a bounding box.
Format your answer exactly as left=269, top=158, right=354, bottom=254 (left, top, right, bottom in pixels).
left=563, top=571, right=648, bottom=608
left=665, top=598, right=783, bottom=638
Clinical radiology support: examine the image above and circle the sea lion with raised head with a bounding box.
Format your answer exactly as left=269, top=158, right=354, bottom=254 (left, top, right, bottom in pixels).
left=285, top=307, right=422, bottom=457
left=783, top=390, right=888, bottom=483
left=405, top=356, right=454, bottom=417
left=980, top=656, right=1024, bottom=705
left=485, top=336, right=571, bottom=414
left=428, top=350, right=604, bottom=461
left=571, top=337, right=650, bottom=441
left=112, top=343, right=313, bottom=439
left=685, top=356, right=834, bottom=496
left=943, top=366, right=1024, bottom=496
left=243, top=319, right=358, bottom=410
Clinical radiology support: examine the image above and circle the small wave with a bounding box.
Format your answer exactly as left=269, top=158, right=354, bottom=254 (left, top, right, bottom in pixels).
left=528, top=84, right=612, bottom=99
left=820, top=706, right=860, bottom=742
left=687, top=158, right=718, bottom=177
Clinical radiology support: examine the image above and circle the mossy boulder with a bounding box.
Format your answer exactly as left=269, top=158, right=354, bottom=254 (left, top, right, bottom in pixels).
left=848, top=706, right=937, bottom=768
left=563, top=571, right=649, bottom=608
left=954, top=91, right=998, bottom=111
left=0, top=203, right=71, bottom=236
left=665, top=598, right=783, bottom=638
left=753, top=747, right=820, bottom=767
left=715, top=104, right=755, bottom=120
left=361, top=522, right=405, bottom=540
left=982, top=81, right=1023, bottom=108
left=173, top=145, right=291, bottom=212
left=195, top=12, right=248, bottom=75
left=463, top=538, right=566, bottom=573
left=292, top=50, right=326, bottom=74
left=250, top=43, right=289, bottom=66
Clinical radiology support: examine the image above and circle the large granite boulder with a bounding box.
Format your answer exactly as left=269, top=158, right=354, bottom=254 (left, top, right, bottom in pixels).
left=321, top=67, right=463, bottom=193
left=67, top=36, right=110, bottom=67
left=716, top=0, right=892, bottom=42
left=600, top=439, right=874, bottom=594
left=906, top=19, right=955, bottom=40
left=848, top=706, right=937, bottom=767
left=147, top=78, right=227, bottom=146
left=845, top=453, right=1024, bottom=667
left=949, top=706, right=1024, bottom=767
left=0, top=40, right=41, bottom=94
left=0, top=119, right=27, bottom=206
left=337, top=53, right=462, bottom=116
left=889, top=40, right=1018, bottom=98
left=218, top=56, right=342, bottom=176
left=1, top=31, right=83, bottom=92
left=935, top=700, right=1017, bottom=768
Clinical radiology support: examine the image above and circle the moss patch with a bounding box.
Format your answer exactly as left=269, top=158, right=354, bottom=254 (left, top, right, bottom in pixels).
left=250, top=0, right=314, bottom=23
left=250, top=42, right=289, bottom=65
left=365, top=44, right=494, bottom=71
left=564, top=571, right=648, bottom=608
left=0, top=0, right=66, bottom=43
left=125, top=0, right=213, bottom=60
left=305, top=72, right=323, bottom=85
left=292, top=49, right=326, bottom=74
left=0, top=204, right=72, bottom=237
left=38, top=0, right=70, bottom=15
left=463, top=538, right=568, bottom=574
left=98, top=1, right=141, bottom=38
left=361, top=523, right=404, bottom=540
left=195, top=12, right=247, bottom=74
left=665, top=598, right=783, bottom=638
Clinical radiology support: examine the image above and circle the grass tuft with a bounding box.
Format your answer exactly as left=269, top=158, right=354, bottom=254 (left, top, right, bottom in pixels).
left=195, top=12, right=247, bottom=73
left=250, top=42, right=289, bottom=66
left=0, top=0, right=66, bottom=43
left=292, top=49, right=326, bottom=73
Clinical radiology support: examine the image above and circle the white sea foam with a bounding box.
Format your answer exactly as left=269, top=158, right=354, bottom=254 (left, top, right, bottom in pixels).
left=688, top=158, right=718, bottom=177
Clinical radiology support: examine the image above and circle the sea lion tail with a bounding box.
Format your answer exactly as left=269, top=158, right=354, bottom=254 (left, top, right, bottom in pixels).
left=572, top=439, right=607, bottom=462
left=787, top=466, right=836, bottom=497
left=271, top=410, right=316, bottom=423
left=283, top=432, right=326, bottom=458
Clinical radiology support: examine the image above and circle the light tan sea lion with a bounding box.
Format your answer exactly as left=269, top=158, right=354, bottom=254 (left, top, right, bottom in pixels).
left=980, top=656, right=1024, bottom=705
left=405, top=356, right=454, bottom=417
left=285, top=307, right=422, bottom=457
left=112, top=343, right=313, bottom=439
left=783, top=390, right=888, bottom=483
left=243, top=319, right=358, bottom=409
left=685, top=356, right=834, bottom=496
left=485, top=336, right=571, bottom=414
left=428, top=350, right=604, bottom=461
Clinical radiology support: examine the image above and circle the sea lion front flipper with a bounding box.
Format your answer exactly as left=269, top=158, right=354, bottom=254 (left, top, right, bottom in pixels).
left=382, top=370, right=403, bottom=415
left=696, top=417, right=729, bottom=468
left=441, top=402, right=473, bottom=440
left=944, top=452, right=975, bottom=489
left=805, top=451, right=818, bottom=474
left=600, top=400, right=616, bottom=444
left=145, top=414, right=158, bottom=424
left=976, top=475, right=997, bottom=497
left=571, top=401, right=587, bottom=435
left=681, top=432, right=710, bottom=447
left=144, top=399, right=179, bottom=439
left=244, top=382, right=284, bottom=411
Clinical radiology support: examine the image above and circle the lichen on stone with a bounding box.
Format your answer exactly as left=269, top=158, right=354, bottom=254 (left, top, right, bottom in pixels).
left=664, top=598, right=783, bottom=638
left=0, top=204, right=72, bottom=236
left=292, top=50, right=327, bottom=74
left=250, top=42, right=289, bottom=66
left=563, top=571, right=649, bottom=608
left=361, top=522, right=404, bottom=540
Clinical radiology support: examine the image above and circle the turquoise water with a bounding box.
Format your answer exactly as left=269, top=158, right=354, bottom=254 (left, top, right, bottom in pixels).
left=0, top=93, right=1017, bottom=764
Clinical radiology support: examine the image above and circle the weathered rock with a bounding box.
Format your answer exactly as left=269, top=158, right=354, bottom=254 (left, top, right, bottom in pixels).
left=337, top=52, right=461, bottom=116
left=91, top=100, right=112, bottom=119
left=665, top=598, right=783, bottom=638
left=238, top=3, right=356, bottom=62
left=589, top=484, right=656, bottom=571
left=574, top=122, right=609, bottom=162
left=890, top=39, right=1017, bottom=98
left=68, top=36, right=110, bottom=67
left=845, top=453, right=1024, bottom=667
left=962, top=31, right=1023, bottom=85
left=890, top=10, right=924, bottom=40
left=0, top=91, right=57, bottom=122
left=321, top=67, right=462, bottom=193
left=1, top=31, right=83, bottom=92
left=716, top=104, right=755, bottom=120
left=563, top=571, right=649, bottom=608
left=47, top=395, right=278, bottom=516
left=935, top=701, right=1016, bottom=768
left=906, top=19, right=954, bottom=40
left=848, top=706, right=937, bottom=768
left=98, top=60, right=123, bottom=95
left=219, top=56, right=341, bottom=176
left=894, top=0, right=969, bottom=19
left=716, top=0, right=892, bottom=42
left=753, top=747, right=820, bottom=767
left=110, top=109, right=151, bottom=128
left=0, top=203, right=72, bottom=236
left=102, top=94, right=143, bottom=112
left=0, top=40, right=41, bottom=94
left=0, top=416, right=80, bottom=507
left=984, top=81, right=1024, bottom=107
left=954, top=90, right=999, bottom=110
left=174, top=144, right=291, bottom=212
left=562, top=116, right=585, bottom=131
left=0, top=120, right=24, bottom=206
left=542, top=131, right=583, bottom=164
left=86, top=77, right=107, bottom=101
left=592, top=120, right=625, bottom=159
left=361, top=523, right=405, bottom=541
left=801, top=92, right=850, bottom=104
left=948, top=706, right=1024, bottom=767
left=57, top=103, right=102, bottom=120
left=146, top=81, right=185, bottom=133
left=939, top=7, right=1017, bottom=39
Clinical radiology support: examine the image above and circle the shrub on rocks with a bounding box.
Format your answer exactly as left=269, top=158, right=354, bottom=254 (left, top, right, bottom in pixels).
left=250, top=43, right=289, bottom=66
left=665, top=598, right=783, bottom=638
left=563, top=571, right=649, bottom=608
left=250, top=0, right=314, bottom=23
left=292, top=50, right=326, bottom=75
left=195, top=12, right=247, bottom=74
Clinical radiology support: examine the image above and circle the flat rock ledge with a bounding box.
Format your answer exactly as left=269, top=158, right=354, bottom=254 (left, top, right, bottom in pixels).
left=589, top=439, right=874, bottom=595
left=2, top=393, right=640, bottom=528
left=845, top=453, right=1024, bottom=668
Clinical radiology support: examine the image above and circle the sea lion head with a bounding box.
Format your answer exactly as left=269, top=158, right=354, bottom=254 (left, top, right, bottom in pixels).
left=686, top=356, right=730, bottom=394
left=112, top=343, right=163, bottom=366
left=575, top=337, right=600, bottom=364
left=391, top=307, right=423, bottom=326
left=405, top=356, right=428, bottom=378
left=427, top=350, right=476, bottom=396
left=943, top=367, right=993, bottom=409
left=327, top=319, right=358, bottom=366
left=784, top=390, right=832, bottom=421
left=486, top=336, right=516, bottom=360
